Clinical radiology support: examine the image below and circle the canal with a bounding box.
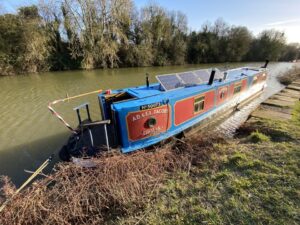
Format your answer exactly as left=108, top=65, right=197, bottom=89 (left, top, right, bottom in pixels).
left=0, top=62, right=294, bottom=185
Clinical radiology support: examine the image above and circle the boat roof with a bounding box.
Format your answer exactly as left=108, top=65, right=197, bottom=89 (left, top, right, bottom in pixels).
left=123, top=67, right=264, bottom=98
left=109, top=68, right=265, bottom=110
left=126, top=84, right=162, bottom=98
left=103, top=67, right=266, bottom=110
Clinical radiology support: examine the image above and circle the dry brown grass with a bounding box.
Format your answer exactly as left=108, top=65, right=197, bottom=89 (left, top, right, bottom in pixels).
left=0, top=133, right=224, bottom=225
left=278, top=65, right=300, bottom=85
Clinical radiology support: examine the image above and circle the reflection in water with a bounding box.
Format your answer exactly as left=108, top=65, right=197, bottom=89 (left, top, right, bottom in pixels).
left=0, top=62, right=294, bottom=185
left=0, top=133, right=66, bottom=185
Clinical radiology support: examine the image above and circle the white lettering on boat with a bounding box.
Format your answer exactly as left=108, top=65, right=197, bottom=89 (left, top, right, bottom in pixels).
left=131, top=108, right=168, bottom=122
left=142, top=126, right=162, bottom=136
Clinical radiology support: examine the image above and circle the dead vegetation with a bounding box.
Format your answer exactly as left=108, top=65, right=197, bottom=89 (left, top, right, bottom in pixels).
left=0, top=133, right=224, bottom=225
left=278, top=65, right=300, bottom=85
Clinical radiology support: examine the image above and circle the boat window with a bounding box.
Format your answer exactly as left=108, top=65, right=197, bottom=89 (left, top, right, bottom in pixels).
left=194, top=95, right=205, bottom=113
left=220, top=91, right=226, bottom=99
left=233, top=84, right=242, bottom=95
left=219, top=87, right=227, bottom=99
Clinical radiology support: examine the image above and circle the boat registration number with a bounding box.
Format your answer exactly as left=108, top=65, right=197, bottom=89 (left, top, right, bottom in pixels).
left=140, top=102, right=162, bottom=110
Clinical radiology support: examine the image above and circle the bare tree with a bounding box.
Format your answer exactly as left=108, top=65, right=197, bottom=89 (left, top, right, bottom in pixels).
left=62, top=0, right=133, bottom=69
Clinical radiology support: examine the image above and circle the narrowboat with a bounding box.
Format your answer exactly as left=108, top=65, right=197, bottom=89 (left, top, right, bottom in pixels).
left=49, top=62, right=269, bottom=160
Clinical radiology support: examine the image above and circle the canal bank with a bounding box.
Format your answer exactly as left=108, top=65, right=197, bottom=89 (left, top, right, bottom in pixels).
left=0, top=75, right=299, bottom=224
left=0, top=62, right=294, bottom=185
left=248, top=79, right=300, bottom=122
left=119, top=78, right=300, bottom=224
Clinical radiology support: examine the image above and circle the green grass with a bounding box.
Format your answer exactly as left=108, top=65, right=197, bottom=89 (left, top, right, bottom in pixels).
left=292, top=101, right=300, bottom=125
left=248, top=130, right=270, bottom=143
left=118, top=102, right=300, bottom=225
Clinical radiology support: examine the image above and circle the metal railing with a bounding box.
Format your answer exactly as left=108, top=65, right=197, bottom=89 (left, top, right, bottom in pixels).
left=48, top=89, right=112, bottom=151
left=80, top=120, right=111, bottom=151
left=47, top=89, right=102, bottom=134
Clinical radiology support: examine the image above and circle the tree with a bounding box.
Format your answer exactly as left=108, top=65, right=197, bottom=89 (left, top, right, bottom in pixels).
left=187, top=31, right=207, bottom=63
left=17, top=6, right=51, bottom=73
left=168, top=11, right=188, bottom=65
left=117, top=9, right=154, bottom=67
left=187, top=19, right=230, bottom=63
left=280, top=43, right=299, bottom=61
left=0, top=5, right=51, bottom=75
left=0, top=14, right=23, bottom=75
left=140, top=4, right=188, bottom=66
left=226, top=26, right=252, bottom=61
left=38, top=0, right=81, bottom=70
left=62, top=0, right=133, bottom=69
left=247, top=29, right=286, bottom=61
left=0, top=1, right=299, bottom=75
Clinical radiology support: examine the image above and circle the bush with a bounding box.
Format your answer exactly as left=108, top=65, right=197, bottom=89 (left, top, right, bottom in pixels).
left=248, top=130, right=270, bottom=143
left=278, top=66, right=300, bottom=85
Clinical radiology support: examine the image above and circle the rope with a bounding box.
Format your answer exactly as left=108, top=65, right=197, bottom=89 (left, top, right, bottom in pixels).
left=48, top=89, right=103, bottom=134
left=0, top=155, right=53, bottom=213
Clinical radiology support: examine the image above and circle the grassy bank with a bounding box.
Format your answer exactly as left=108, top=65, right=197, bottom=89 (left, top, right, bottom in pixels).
left=128, top=109, right=300, bottom=224
left=0, top=105, right=299, bottom=224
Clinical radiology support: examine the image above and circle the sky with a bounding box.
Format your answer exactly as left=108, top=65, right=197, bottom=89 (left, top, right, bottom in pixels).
left=1, top=0, right=300, bottom=43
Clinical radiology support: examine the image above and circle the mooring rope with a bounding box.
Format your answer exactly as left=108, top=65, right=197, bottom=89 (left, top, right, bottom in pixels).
left=0, top=155, right=53, bottom=213
left=47, top=89, right=103, bottom=134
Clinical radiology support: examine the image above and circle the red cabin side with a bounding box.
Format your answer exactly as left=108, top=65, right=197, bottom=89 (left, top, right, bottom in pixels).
left=126, top=105, right=172, bottom=141
left=174, top=90, right=215, bottom=126
left=216, top=86, right=229, bottom=105
left=229, top=79, right=248, bottom=97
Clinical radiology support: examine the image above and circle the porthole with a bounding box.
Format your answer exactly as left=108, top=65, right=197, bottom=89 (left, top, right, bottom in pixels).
left=146, top=117, right=157, bottom=128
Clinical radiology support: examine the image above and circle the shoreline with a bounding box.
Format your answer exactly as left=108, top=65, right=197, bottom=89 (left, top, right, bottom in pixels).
left=0, top=61, right=296, bottom=77
left=0, top=78, right=299, bottom=224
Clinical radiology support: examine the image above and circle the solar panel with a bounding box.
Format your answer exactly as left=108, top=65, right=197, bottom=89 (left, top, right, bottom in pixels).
left=194, top=69, right=210, bottom=82
left=156, top=68, right=225, bottom=91
left=178, top=72, right=201, bottom=84
left=156, top=74, right=183, bottom=91
left=214, top=69, right=224, bottom=79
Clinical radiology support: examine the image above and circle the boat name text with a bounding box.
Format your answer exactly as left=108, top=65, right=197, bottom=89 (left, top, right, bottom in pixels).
left=132, top=108, right=168, bottom=122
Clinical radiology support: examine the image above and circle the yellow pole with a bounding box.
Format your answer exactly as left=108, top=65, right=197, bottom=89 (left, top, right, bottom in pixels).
left=48, top=89, right=103, bottom=133
left=0, top=156, right=53, bottom=213
left=60, top=89, right=103, bottom=103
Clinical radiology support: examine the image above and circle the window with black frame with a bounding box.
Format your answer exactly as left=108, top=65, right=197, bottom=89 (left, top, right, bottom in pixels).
left=194, top=95, right=205, bottom=113
left=233, top=83, right=242, bottom=95
left=220, top=90, right=226, bottom=99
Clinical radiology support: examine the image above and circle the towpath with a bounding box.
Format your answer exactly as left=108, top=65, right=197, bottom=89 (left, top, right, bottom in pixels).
left=249, top=79, right=300, bottom=121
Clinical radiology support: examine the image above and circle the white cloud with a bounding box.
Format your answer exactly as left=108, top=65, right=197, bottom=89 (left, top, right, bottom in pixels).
left=265, top=19, right=300, bottom=27
left=278, top=26, right=300, bottom=43
left=259, top=19, right=300, bottom=43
